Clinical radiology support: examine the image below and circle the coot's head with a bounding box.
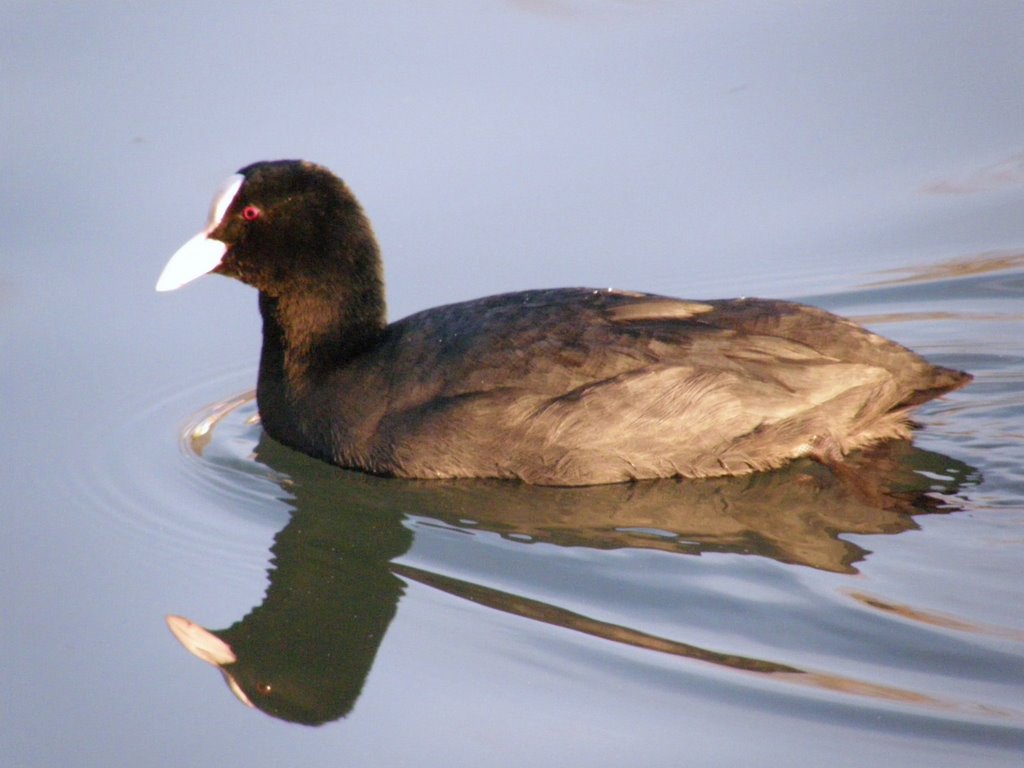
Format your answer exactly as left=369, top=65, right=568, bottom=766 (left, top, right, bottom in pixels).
left=157, top=160, right=380, bottom=297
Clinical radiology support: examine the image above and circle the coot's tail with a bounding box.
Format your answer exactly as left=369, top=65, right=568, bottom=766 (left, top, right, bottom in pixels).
left=899, top=366, right=973, bottom=409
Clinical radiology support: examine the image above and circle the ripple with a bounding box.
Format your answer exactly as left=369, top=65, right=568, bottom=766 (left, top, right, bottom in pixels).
left=65, top=362, right=283, bottom=584
left=394, top=560, right=1024, bottom=724
left=178, top=391, right=291, bottom=517
left=115, top=272, right=1024, bottom=734
left=866, top=251, right=1024, bottom=286
left=846, top=590, right=1024, bottom=643
left=164, top=391, right=1023, bottom=726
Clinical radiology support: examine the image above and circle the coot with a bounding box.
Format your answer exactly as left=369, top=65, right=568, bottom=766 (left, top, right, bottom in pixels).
left=157, top=160, right=970, bottom=485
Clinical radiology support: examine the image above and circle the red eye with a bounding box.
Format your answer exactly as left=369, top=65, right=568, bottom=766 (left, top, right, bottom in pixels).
left=242, top=205, right=261, bottom=221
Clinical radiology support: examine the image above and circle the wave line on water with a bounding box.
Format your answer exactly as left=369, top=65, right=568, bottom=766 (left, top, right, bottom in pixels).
left=392, top=562, right=1024, bottom=725
left=845, top=590, right=1024, bottom=643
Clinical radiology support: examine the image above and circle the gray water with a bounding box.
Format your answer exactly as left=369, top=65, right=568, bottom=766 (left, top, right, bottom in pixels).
left=4, top=2, right=1023, bottom=766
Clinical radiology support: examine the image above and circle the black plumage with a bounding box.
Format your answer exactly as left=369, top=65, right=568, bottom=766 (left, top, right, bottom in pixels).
left=158, top=160, right=970, bottom=485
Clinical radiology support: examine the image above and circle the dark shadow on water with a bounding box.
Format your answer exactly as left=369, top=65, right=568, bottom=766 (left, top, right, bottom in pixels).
left=167, top=434, right=978, bottom=725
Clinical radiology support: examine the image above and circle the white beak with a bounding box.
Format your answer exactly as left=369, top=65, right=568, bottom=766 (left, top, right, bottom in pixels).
left=156, top=173, right=244, bottom=291
left=155, top=232, right=228, bottom=291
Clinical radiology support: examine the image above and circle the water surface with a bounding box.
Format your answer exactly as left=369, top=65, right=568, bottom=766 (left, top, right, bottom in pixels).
left=3, top=3, right=1023, bottom=766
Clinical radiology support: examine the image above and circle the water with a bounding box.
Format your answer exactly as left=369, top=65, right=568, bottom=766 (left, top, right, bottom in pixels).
left=3, top=3, right=1023, bottom=766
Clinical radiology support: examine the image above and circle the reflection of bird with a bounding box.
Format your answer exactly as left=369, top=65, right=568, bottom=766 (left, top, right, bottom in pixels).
left=157, top=159, right=970, bottom=485
left=166, top=432, right=975, bottom=724
left=167, top=487, right=412, bottom=725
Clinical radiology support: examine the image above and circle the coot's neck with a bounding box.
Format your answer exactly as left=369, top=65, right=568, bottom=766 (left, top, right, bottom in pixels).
left=257, top=280, right=386, bottom=394
left=250, top=179, right=388, bottom=454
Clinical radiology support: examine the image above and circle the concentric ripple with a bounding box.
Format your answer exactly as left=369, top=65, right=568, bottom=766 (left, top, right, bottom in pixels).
left=65, top=362, right=286, bottom=584
left=169, top=336, right=1024, bottom=730
left=84, top=259, right=1024, bottom=740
